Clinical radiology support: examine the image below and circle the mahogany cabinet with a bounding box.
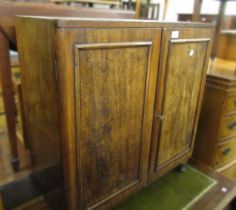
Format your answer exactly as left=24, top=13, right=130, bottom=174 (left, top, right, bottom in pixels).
left=16, top=17, right=213, bottom=210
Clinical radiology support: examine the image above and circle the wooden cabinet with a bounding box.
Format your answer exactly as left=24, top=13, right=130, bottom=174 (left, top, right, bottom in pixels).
left=193, top=59, right=236, bottom=181
left=17, top=17, right=213, bottom=210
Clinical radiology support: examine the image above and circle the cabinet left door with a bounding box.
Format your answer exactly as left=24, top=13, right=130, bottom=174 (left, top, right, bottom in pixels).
left=56, top=28, right=161, bottom=210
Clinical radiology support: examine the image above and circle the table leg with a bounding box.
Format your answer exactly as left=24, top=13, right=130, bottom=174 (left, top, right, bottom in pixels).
left=17, top=83, right=29, bottom=149
left=0, top=31, right=19, bottom=171
left=0, top=194, right=3, bottom=210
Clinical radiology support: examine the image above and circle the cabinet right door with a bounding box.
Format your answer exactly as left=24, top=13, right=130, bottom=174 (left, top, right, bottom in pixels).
left=149, top=28, right=213, bottom=181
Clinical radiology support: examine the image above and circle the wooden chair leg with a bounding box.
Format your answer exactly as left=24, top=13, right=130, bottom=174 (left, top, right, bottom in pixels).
left=17, top=83, right=29, bottom=149
left=0, top=194, right=4, bottom=210
left=0, top=31, right=19, bottom=171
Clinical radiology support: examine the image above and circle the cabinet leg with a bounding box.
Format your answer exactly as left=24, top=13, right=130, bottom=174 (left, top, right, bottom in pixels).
left=177, top=164, right=187, bottom=173
left=0, top=193, right=4, bottom=210
left=11, top=158, right=20, bottom=172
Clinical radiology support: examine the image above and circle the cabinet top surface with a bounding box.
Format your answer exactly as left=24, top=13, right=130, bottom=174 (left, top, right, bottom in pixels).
left=207, top=58, right=236, bottom=82
left=221, top=30, right=236, bottom=36
left=208, top=71, right=236, bottom=82
left=17, top=16, right=215, bottom=28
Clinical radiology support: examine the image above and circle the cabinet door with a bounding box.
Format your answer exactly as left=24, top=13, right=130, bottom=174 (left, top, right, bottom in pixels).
left=149, top=28, right=212, bottom=181
left=57, top=28, right=161, bottom=210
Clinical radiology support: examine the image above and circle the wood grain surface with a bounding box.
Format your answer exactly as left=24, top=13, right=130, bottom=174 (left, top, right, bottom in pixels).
left=16, top=17, right=213, bottom=210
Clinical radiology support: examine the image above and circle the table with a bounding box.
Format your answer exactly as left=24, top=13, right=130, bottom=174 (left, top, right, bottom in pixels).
left=51, top=0, right=121, bottom=7
left=0, top=1, right=135, bottom=171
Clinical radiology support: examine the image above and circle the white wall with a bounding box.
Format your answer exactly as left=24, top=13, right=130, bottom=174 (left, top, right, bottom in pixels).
left=165, top=0, right=194, bottom=21
left=201, top=0, right=220, bottom=14
left=225, top=2, right=236, bottom=15
left=163, top=0, right=236, bottom=21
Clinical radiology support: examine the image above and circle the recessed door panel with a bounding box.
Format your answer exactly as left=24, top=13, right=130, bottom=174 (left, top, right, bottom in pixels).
left=76, top=44, right=148, bottom=208
left=74, top=28, right=161, bottom=210
left=156, top=40, right=208, bottom=166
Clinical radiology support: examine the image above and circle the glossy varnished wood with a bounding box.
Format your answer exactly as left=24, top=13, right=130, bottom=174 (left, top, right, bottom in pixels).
left=223, top=93, right=236, bottom=116
left=215, top=138, right=236, bottom=167
left=219, top=115, right=236, bottom=140
left=220, top=159, right=236, bottom=179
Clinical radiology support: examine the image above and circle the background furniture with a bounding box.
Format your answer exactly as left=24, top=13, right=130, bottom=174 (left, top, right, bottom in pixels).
left=213, top=0, right=236, bottom=57
left=0, top=2, right=135, bottom=171
left=178, top=14, right=236, bottom=29
left=1, top=54, right=25, bottom=146
left=178, top=0, right=236, bottom=58
left=0, top=28, right=19, bottom=171
left=191, top=0, right=236, bottom=182
left=217, top=30, right=236, bottom=61
left=193, top=58, right=236, bottom=181
left=17, top=17, right=213, bottom=210
left=140, top=2, right=160, bottom=20
left=50, top=0, right=121, bottom=8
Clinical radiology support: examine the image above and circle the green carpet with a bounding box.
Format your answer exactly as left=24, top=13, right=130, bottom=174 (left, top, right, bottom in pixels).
left=113, top=165, right=217, bottom=210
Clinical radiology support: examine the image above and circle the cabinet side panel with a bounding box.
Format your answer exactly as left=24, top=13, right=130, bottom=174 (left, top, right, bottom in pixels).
left=16, top=18, right=64, bottom=207
left=17, top=18, right=60, bottom=166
